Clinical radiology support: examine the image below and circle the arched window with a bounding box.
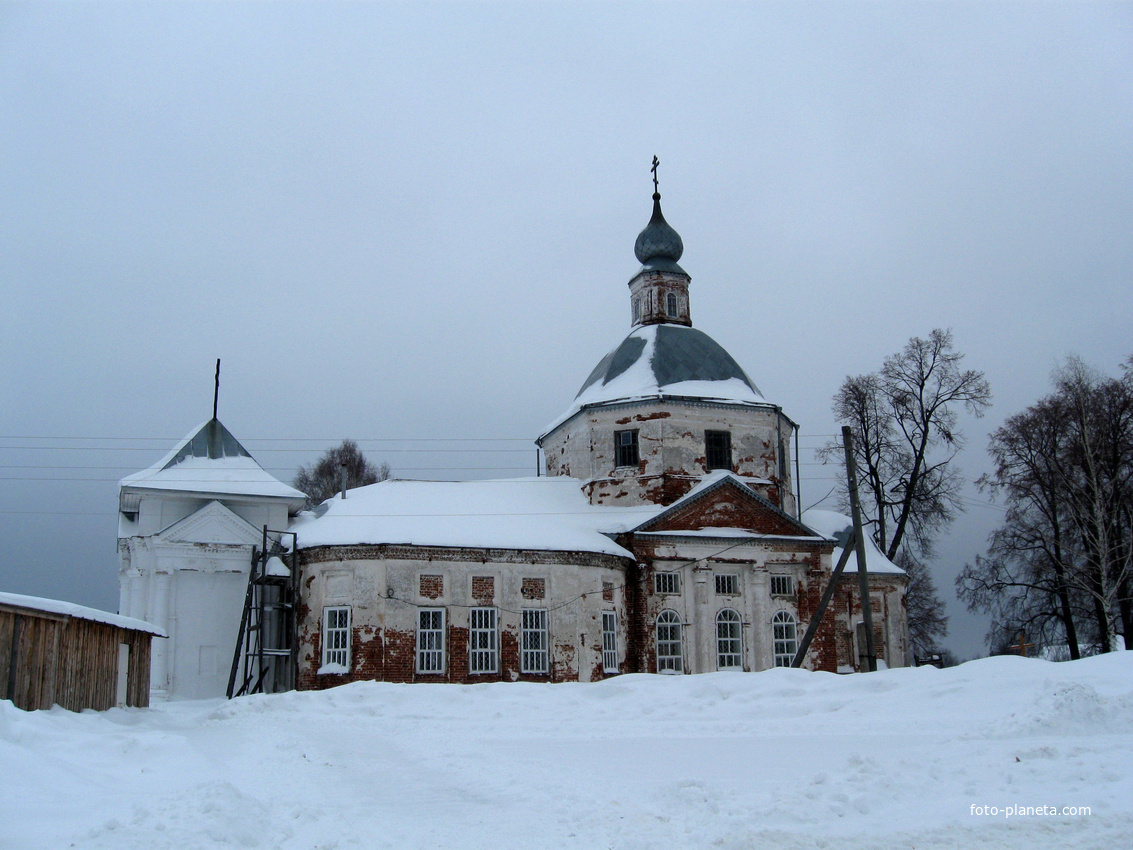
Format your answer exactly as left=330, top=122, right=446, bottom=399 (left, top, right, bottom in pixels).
left=656, top=610, right=683, bottom=673
left=772, top=611, right=797, bottom=668
left=632, top=298, right=642, bottom=323
left=666, top=292, right=678, bottom=317
left=716, top=609, right=742, bottom=670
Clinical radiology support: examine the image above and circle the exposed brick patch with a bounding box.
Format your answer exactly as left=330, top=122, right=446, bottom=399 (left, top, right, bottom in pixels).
left=552, top=642, right=578, bottom=681
left=602, top=581, right=614, bottom=602
left=419, top=574, right=443, bottom=599
left=472, top=576, right=494, bottom=601
left=521, top=577, right=545, bottom=599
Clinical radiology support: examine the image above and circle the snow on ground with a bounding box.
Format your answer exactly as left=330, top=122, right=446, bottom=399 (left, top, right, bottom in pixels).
left=3, top=655, right=1132, bottom=849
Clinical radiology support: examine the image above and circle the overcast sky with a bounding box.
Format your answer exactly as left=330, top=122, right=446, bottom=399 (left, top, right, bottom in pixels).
left=2, top=1, right=1130, bottom=661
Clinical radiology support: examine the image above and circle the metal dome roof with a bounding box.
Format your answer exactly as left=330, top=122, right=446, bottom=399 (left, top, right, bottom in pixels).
left=538, top=324, right=769, bottom=438
left=576, top=324, right=763, bottom=400
left=633, top=192, right=687, bottom=275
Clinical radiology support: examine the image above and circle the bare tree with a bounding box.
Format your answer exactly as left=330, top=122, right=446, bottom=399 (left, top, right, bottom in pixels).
left=823, top=329, right=992, bottom=560
left=895, top=549, right=949, bottom=655
left=293, top=439, right=391, bottom=507
left=957, top=355, right=1133, bottom=655
left=821, top=330, right=991, bottom=653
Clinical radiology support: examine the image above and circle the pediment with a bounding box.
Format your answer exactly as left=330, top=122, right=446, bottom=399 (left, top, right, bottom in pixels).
left=634, top=476, right=820, bottom=538
left=156, top=500, right=261, bottom=546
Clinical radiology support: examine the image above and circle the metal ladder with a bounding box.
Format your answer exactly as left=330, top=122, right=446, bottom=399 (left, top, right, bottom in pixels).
left=227, top=527, right=298, bottom=698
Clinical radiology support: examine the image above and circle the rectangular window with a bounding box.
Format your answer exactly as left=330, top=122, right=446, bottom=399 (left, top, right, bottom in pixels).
left=521, top=609, right=549, bottom=674
left=654, top=571, right=681, bottom=595
left=614, top=429, right=639, bottom=467
left=469, top=607, right=498, bottom=674
left=705, top=430, right=732, bottom=470
left=770, top=575, right=794, bottom=597
left=322, top=606, right=351, bottom=671
left=416, top=608, right=445, bottom=674
left=602, top=611, right=618, bottom=674
left=715, top=574, right=739, bottom=595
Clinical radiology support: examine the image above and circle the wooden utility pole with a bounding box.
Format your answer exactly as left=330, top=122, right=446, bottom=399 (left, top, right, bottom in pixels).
left=843, top=426, right=877, bottom=672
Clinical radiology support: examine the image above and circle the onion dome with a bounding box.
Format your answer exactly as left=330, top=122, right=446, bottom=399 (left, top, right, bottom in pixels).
left=633, top=192, right=687, bottom=275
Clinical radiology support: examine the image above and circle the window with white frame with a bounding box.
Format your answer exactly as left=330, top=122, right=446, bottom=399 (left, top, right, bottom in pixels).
left=656, top=610, right=683, bottom=673
left=654, top=571, right=681, bottom=595
left=416, top=608, right=445, bottom=674
left=521, top=609, right=549, bottom=674
left=716, top=609, right=742, bottom=670
left=715, top=574, right=739, bottom=595
left=602, top=611, right=618, bottom=674
left=772, top=611, right=797, bottom=667
left=321, top=606, right=351, bottom=671
left=770, top=574, right=794, bottom=597
left=469, top=607, right=498, bottom=674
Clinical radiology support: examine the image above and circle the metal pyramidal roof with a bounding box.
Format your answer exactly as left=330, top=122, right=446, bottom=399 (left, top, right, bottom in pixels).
left=161, top=418, right=252, bottom=469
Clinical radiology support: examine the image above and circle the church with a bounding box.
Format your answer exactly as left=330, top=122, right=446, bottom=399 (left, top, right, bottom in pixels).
left=117, top=178, right=910, bottom=698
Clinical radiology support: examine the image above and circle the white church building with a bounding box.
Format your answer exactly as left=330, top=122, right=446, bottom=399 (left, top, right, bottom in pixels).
left=117, top=182, right=909, bottom=699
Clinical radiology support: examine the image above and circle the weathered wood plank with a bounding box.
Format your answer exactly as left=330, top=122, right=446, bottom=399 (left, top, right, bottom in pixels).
left=0, top=606, right=155, bottom=711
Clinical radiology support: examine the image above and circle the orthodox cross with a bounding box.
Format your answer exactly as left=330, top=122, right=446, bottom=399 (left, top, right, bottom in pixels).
left=651, top=155, right=660, bottom=193
left=1013, top=632, right=1035, bottom=657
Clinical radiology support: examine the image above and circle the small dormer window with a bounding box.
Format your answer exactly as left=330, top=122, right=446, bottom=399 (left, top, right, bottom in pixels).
left=666, top=292, right=678, bottom=317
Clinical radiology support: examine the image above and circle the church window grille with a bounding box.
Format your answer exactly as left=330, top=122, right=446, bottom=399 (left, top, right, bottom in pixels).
left=615, top=430, right=639, bottom=467
left=770, top=575, right=794, bottom=597
left=521, top=609, right=549, bottom=674
left=716, top=609, right=743, bottom=670
left=715, top=574, right=739, bottom=595
left=656, top=610, right=683, bottom=673
left=772, top=611, right=797, bottom=667
left=416, top=608, right=445, bottom=674
left=654, top=571, right=680, bottom=595
left=706, top=430, right=732, bottom=470
left=321, top=606, right=351, bottom=671
left=469, top=607, right=498, bottom=674
left=666, top=292, right=678, bottom=317
left=602, top=611, right=619, bottom=673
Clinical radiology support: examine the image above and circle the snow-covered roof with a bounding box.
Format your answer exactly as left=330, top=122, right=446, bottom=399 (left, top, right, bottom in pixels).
left=800, top=509, right=907, bottom=575
left=290, top=477, right=658, bottom=559
left=0, top=591, right=166, bottom=636
left=119, top=419, right=306, bottom=507
left=540, top=324, right=771, bottom=438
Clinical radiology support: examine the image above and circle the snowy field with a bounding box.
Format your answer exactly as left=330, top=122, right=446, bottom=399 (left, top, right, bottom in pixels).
left=3, top=655, right=1132, bottom=849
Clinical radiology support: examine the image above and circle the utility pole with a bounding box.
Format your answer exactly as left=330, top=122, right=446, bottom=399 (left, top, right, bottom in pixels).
left=843, top=425, right=877, bottom=672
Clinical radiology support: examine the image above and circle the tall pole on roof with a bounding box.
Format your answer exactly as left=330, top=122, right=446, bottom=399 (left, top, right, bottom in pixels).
left=213, top=359, right=221, bottom=421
